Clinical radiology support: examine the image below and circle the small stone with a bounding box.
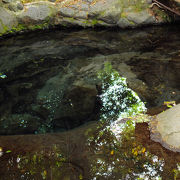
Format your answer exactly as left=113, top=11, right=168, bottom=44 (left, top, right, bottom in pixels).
left=8, top=4, right=18, bottom=12
left=17, top=2, right=24, bottom=10
left=2, top=0, right=12, bottom=3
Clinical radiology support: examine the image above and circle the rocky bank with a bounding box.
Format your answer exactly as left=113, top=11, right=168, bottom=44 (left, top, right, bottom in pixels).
left=0, top=0, right=179, bottom=36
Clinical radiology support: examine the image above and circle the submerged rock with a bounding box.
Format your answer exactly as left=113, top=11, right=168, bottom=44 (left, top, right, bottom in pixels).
left=150, top=104, right=180, bottom=152
left=53, top=80, right=98, bottom=130
left=0, top=114, right=42, bottom=135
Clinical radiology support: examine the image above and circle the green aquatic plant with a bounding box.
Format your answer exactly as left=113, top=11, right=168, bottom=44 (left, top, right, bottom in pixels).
left=98, top=62, right=146, bottom=121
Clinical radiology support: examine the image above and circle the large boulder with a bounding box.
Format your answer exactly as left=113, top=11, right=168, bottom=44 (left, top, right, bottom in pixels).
left=36, top=72, right=73, bottom=119
left=36, top=69, right=98, bottom=131
left=117, top=9, right=155, bottom=28
left=53, top=80, right=98, bottom=130
left=18, top=2, right=57, bottom=25
left=150, top=104, right=180, bottom=152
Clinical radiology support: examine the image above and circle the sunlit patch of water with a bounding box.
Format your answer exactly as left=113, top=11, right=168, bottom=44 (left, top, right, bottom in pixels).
left=98, top=62, right=147, bottom=139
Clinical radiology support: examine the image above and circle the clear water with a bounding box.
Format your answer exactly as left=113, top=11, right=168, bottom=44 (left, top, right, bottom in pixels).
left=0, top=25, right=180, bottom=179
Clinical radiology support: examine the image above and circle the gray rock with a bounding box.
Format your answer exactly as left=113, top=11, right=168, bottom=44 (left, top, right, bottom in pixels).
left=55, top=0, right=158, bottom=28
left=37, top=72, right=74, bottom=118
left=54, top=80, right=98, bottom=129
left=17, top=2, right=24, bottom=10
left=19, top=3, right=56, bottom=23
left=0, top=7, right=18, bottom=34
left=74, top=10, right=88, bottom=19
left=89, top=0, right=122, bottom=24
left=59, top=7, right=78, bottom=17
left=70, top=2, right=89, bottom=11
left=117, top=7, right=157, bottom=28
left=150, top=104, right=180, bottom=152
left=117, top=18, right=135, bottom=28
left=126, top=10, right=156, bottom=25
left=8, top=3, right=18, bottom=12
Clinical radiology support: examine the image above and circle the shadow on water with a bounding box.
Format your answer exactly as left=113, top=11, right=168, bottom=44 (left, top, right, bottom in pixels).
left=0, top=25, right=180, bottom=179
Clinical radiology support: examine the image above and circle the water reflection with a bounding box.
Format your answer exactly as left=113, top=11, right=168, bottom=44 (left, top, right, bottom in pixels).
left=1, top=121, right=180, bottom=179
left=98, top=62, right=146, bottom=121
left=0, top=25, right=180, bottom=179
left=0, top=70, right=178, bottom=180
left=87, top=122, right=164, bottom=180
left=0, top=25, right=180, bottom=135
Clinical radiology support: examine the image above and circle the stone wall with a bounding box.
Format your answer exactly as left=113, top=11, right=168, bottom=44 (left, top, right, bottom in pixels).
left=0, top=0, right=176, bottom=36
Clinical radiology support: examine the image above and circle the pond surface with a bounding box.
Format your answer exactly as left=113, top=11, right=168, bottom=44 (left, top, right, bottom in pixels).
left=0, top=25, right=180, bottom=179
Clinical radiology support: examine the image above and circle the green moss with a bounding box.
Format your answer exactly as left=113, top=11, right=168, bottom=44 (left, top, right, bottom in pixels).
left=66, top=17, right=75, bottom=23
left=100, top=11, right=106, bottom=16
left=0, top=20, right=52, bottom=37
left=0, top=19, right=9, bottom=34
left=154, top=8, right=171, bottom=22
left=121, top=12, right=127, bottom=18
left=28, top=22, right=49, bottom=30
left=8, top=22, right=46, bottom=34
left=60, top=17, right=77, bottom=27
left=91, top=19, right=98, bottom=26
left=9, top=24, right=27, bottom=33
left=82, top=18, right=103, bottom=27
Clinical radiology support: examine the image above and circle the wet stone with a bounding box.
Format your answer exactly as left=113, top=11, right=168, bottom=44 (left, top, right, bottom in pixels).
left=53, top=81, right=98, bottom=130
left=150, top=104, right=180, bottom=152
